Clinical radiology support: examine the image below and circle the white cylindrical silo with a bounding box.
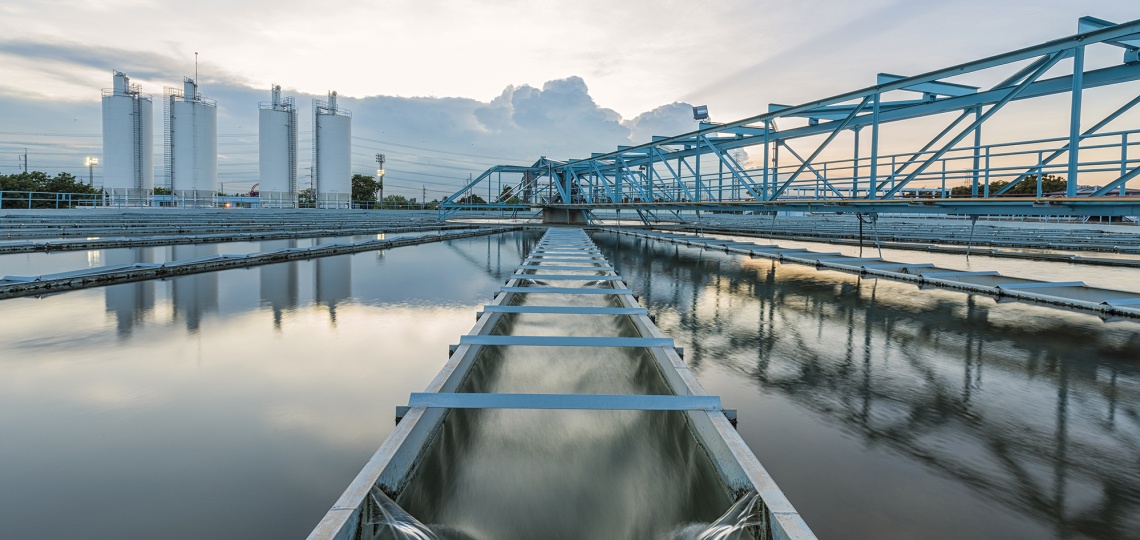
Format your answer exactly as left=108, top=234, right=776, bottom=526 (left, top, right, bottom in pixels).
left=258, top=85, right=297, bottom=208
left=101, top=71, right=154, bottom=206
left=166, top=77, right=218, bottom=207
left=314, top=91, right=352, bottom=209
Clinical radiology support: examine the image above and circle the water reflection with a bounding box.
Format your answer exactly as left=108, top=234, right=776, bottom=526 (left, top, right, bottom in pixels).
left=91, top=233, right=544, bottom=336
left=171, top=244, right=220, bottom=332
left=104, top=247, right=156, bottom=336
left=260, top=240, right=300, bottom=328
left=0, top=231, right=542, bottom=539
left=397, top=247, right=731, bottom=538
left=593, top=231, right=1140, bottom=540
left=316, top=238, right=352, bottom=324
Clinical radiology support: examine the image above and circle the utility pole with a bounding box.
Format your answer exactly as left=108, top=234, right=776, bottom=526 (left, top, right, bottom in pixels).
left=422, top=185, right=426, bottom=209
left=23, top=148, right=28, bottom=173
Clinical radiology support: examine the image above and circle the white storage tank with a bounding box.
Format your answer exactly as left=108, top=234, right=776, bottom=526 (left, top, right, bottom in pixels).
left=258, top=85, right=297, bottom=208
left=100, top=71, right=154, bottom=206
left=313, top=91, right=351, bottom=209
left=165, top=77, right=218, bottom=207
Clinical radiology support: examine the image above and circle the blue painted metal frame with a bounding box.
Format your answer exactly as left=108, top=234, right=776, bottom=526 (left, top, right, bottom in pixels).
left=442, top=17, right=1140, bottom=218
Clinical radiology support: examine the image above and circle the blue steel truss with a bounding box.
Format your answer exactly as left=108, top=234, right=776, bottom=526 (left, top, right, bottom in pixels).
left=442, top=17, right=1140, bottom=219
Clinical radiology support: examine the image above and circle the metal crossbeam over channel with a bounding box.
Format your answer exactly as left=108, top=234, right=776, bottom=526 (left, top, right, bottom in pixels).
left=523, top=258, right=606, bottom=263
left=512, top=274, right=624, bottom=280
left=499, top=286, right=632, bottom=294
left=408, top=393, right=722, bottom=411
left=458, top=335, right=673, bottom=347
left=516, top=265, right=616, bottom=271
left=480, top=305, right=647, bottom=315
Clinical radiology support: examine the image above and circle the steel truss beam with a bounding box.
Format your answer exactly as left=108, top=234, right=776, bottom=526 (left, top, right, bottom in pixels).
left=443, top=17, right=1140, bottom=217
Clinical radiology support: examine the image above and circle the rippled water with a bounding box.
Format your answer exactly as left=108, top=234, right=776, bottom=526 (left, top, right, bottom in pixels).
left=593, top=230, right=1140, bottom=540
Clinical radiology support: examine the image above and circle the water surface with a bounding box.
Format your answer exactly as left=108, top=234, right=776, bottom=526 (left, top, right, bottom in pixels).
left=0, top=231, right=539, bottom=539
left=593, top=230, right=1140, bottom=540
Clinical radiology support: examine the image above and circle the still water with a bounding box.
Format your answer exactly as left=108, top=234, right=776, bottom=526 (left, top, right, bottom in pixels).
left=396, top=257, right=731, bottom=538
left=593, top=230, right=1140, bottom=540
left=0, top=231, right=540, bottom=539
left=2, top=226, right=1138, bottom=539
left=0, top=233, right=429, bottom=278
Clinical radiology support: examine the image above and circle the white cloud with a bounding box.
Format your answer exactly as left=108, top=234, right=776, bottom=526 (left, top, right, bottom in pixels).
left=624, top=102, right=700, bottom=146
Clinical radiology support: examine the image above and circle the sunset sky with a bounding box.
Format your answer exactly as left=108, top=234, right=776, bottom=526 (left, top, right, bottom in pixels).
left=1, top=0, right=1137, bottom=197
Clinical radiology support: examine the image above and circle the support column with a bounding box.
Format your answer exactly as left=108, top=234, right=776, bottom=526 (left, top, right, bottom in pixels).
left=1068, top=45, right=1085, bottom=197
left=972, top=107, right=982, bottom=197
left=695, top=142, right=702, bottom=203
left=869, top=92, right=880, bottom=199
left=762, top=120, right=771, bottom=201
left=1123, top=132, right=1130, bottom=196
left=852, top=126, right=860, bottom=198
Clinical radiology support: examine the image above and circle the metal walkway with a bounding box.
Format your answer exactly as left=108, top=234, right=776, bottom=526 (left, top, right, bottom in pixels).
left=0, top=209, right=455, bottom=240
left=675, top=215, right=1140, bottom=255
left=0, top=227, right=518, bottom=299
left=309, top=228, right=814, bottom=540
left=609, top=228, right=1140, bottom=319
left=0, top=224, right=472, bottom=254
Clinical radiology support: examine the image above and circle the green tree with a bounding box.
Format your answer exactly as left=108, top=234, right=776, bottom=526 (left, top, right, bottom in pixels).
left=297, top=188, right=315, bottom=208
left=352, top=173, right=381, bottom=203
left=455, top=193, right=486, bottom=205
left=0, top=171, right=100, bottom=208
left=498, top=185, right=519, bottom=204
left=1000, top=174, right=1067, bottom=195
left=382, top=194, right=410, bottom=208
left=951, top=174, right=1066, bottom=197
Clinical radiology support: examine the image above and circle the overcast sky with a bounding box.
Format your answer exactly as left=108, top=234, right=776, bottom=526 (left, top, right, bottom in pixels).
left=1, top=0, right=1138, bottom=197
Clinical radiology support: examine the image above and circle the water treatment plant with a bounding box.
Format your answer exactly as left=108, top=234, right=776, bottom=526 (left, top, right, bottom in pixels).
left=1, top=10, right=1140, bottom=540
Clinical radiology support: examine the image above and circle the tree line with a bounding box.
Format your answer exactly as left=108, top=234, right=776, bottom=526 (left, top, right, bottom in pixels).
left=0, top=171, right=100, bottom=208
left=949, top=174, right=1066, bottom=196
left=0, top=170, right=462, bottom=210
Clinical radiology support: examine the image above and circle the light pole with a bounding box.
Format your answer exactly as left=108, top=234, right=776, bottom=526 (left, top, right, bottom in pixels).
left=375, top=153, right=385, bottom=208
left=84, top=157, right=98, bottom=187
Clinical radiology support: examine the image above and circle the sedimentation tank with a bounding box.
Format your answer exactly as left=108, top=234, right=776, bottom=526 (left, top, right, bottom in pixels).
left=100, top=71, right=154, bottom=206
left=258, top=85, right=297, bottom=208
left=313, top=91, right=351, bottom=209
left=165, top=77, right=217, bottom=207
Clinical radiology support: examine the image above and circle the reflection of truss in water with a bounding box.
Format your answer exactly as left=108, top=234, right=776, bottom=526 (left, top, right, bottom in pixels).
left=597, top=232, right=1140, bottom=537
left=441, top=231, right=540, bottom=280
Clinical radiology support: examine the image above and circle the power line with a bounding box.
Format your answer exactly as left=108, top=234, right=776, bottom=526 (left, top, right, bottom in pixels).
left=353, top=135, right=529, bottom=163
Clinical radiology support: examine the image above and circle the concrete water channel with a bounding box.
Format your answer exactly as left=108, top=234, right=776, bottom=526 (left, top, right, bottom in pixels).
left=0, top=212, right=1137, bottom=539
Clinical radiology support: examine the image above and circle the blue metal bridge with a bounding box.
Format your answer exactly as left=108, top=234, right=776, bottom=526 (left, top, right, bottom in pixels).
left=441, top=16, right=1140, bottom=221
